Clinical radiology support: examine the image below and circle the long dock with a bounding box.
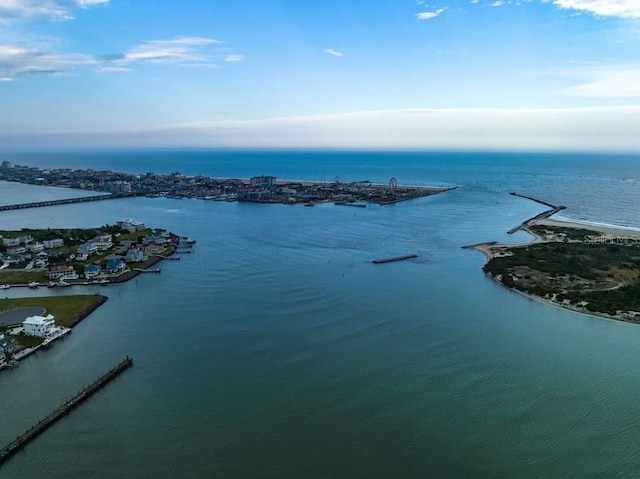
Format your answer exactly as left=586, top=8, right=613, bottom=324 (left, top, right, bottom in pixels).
left=507, top=206, right=567, bottom=234
left=0, top=356, right=133, bottom=467
left=509, top=192, right=557, bottom=208
left=373, top=254, right=418, bottom=264
left=0, top=193, right=137, bottom=212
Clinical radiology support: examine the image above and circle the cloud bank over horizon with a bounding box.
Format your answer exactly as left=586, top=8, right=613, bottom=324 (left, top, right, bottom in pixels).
left=3, top=107, right=639, bottom=152
left=2, top=0, right=640, bottom=151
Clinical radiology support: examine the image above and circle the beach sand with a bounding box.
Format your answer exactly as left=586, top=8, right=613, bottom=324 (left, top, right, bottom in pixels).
left=537, top=218, right=640, bottom=237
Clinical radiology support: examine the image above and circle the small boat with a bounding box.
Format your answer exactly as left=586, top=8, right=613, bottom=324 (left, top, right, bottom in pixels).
left=47, top=281, right=58, bottom=288
left=58, top=280, right=71, bottom=287
left=180, top=237, right=196, bottom=245
left=28, top=281, right=40, bottom=288
left=0, top=284, right=10, bottom=290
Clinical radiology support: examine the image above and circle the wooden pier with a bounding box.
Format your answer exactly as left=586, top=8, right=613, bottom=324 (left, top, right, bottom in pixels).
left=0, top=356, right=133, bottom=467
left=373, top=254, right=418, bottom=264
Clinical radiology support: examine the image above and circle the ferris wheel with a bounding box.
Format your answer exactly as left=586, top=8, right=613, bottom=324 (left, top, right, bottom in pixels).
left=389, top=177, right=397, bottom=194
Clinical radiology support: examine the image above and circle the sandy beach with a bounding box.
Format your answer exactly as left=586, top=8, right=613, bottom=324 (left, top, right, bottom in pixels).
left=537, top=217, right=640, bottom=237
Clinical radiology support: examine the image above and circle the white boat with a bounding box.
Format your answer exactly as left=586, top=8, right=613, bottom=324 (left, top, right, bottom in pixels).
left=58, top=280, right=71, bottom=287
left=0, top=284, right=10, bottom=290
left=47, top=281, right=58, bottom=288
left=28, top=281, right=40, bottom=288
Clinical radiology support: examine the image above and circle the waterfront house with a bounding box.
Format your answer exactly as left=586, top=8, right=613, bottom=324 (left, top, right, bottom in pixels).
left=84, top=264, right=102, bottom=279
left=105, top=259, right=125, bottom=274
left=142, top=241, right=164, bottom=255
left=43, top=238, right=64, bottom=249
left=125, top=245, right=147, bottom=262
left=0, top=344, right=5, bottom=364
left=48, top=264, right=75, bottom=279
left=23, top=314, right=57, bottom=338
left=78, top=241, right=98, bottom=256
left=117, top=219, right=146, bottom=233
left=0, top=333, right=22, bottom=358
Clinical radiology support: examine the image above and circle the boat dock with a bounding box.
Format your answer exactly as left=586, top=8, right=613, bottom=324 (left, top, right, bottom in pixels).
left=373, top=254, right=418, bottom=264
left=0, top=356, right=133, bottom=467
left=133, top=268, right=161, bottom=273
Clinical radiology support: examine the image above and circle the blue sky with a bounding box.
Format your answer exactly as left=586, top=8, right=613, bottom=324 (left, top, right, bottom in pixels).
left=1, top=0, right=640, bottom=151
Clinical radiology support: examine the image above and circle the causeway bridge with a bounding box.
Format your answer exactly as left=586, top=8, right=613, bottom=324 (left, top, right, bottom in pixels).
left=0, top=193, right=138, bottom=212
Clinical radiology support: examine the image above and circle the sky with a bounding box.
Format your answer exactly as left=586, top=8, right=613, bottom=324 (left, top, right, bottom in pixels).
left=1, top=0, right=640, bottom=151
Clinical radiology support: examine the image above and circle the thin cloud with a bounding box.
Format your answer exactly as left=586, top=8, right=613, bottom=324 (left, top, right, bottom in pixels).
left=0, top=44, right=95, bottom=79
left=561, top=66, right=640, bottom=97
left=416, top=8, right=445, bottom=20
left=96, top=66, right=132, bottom=73
left=324, top=48, right=343, bottom=57
left=224, top=54, right=245, bottom=62
left=118, top=36, right=222, bottom=64
left=552, top=0, right=640, bottom=19
left=0, top=36, right=242, bottom=80
left=0, top=0, right=109, bottom=21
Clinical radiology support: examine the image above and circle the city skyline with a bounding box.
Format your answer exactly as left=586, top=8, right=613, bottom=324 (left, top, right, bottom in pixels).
left=1, top=0, right=640, bottom=151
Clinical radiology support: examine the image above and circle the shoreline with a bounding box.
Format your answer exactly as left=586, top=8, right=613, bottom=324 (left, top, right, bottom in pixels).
left=465, top=198, right=640, bottom=324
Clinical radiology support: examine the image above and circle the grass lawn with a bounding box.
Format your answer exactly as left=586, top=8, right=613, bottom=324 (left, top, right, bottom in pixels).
left=0, top=270, right=48, bottom=284
left=0, top=294, right=107, bottom=328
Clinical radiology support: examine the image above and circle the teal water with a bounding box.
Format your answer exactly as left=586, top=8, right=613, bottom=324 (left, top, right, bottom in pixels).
left=1, top=151, right=640, bottom=477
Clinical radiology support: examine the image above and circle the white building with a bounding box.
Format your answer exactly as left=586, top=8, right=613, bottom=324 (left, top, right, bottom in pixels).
left=117, top=219, right=146, bottom=233
left=23, top=314, right=58, bottom=338
left=27, top=242, right=45, bottom=253
left=92, top=234, right=113, bottom=251
left=43, top=238, right=64, bottom=249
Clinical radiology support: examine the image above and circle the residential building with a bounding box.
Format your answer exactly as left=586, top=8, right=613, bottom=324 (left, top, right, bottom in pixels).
left=117, top=219, right=146, bottom=233
left=23, top=314, right=58, bottom=338
left=105, top=259, right=125, bottom=274
left=125, top=245, right=147, bottom=262
left=92, top=234, right=113, bottom=251
left=6, top=245, right=27, bottom=255
left=27, top=242, right=45, bottom=253
left=78, top=241, right=98, bottom=256
left=0, top=333, right=22, bottom=358
left=84, top=264, right=102, bottom=279
left=2, top=236, right=20, bottom=247
left=48, top=264, right=75, bottom=279
left=43, top=238, right=64, bottom=249
left=250, top=175, right=276, bottom=187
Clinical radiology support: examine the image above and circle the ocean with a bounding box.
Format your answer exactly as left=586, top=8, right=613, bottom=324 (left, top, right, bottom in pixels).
left=1, top=150, right=640, bottom=478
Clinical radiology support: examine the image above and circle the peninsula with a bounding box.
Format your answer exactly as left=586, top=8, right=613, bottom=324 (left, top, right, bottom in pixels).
left=465, top=199, right=640, bottom=323
left=0, top=161, right=455, bottom=207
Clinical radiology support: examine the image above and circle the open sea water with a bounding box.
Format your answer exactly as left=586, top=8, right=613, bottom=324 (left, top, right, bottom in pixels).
left=0, top=150, right=640, bottom=478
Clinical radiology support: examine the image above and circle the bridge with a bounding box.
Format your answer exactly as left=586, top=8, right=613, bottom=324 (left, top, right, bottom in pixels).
left=0, top=193, right=138, bottom=212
